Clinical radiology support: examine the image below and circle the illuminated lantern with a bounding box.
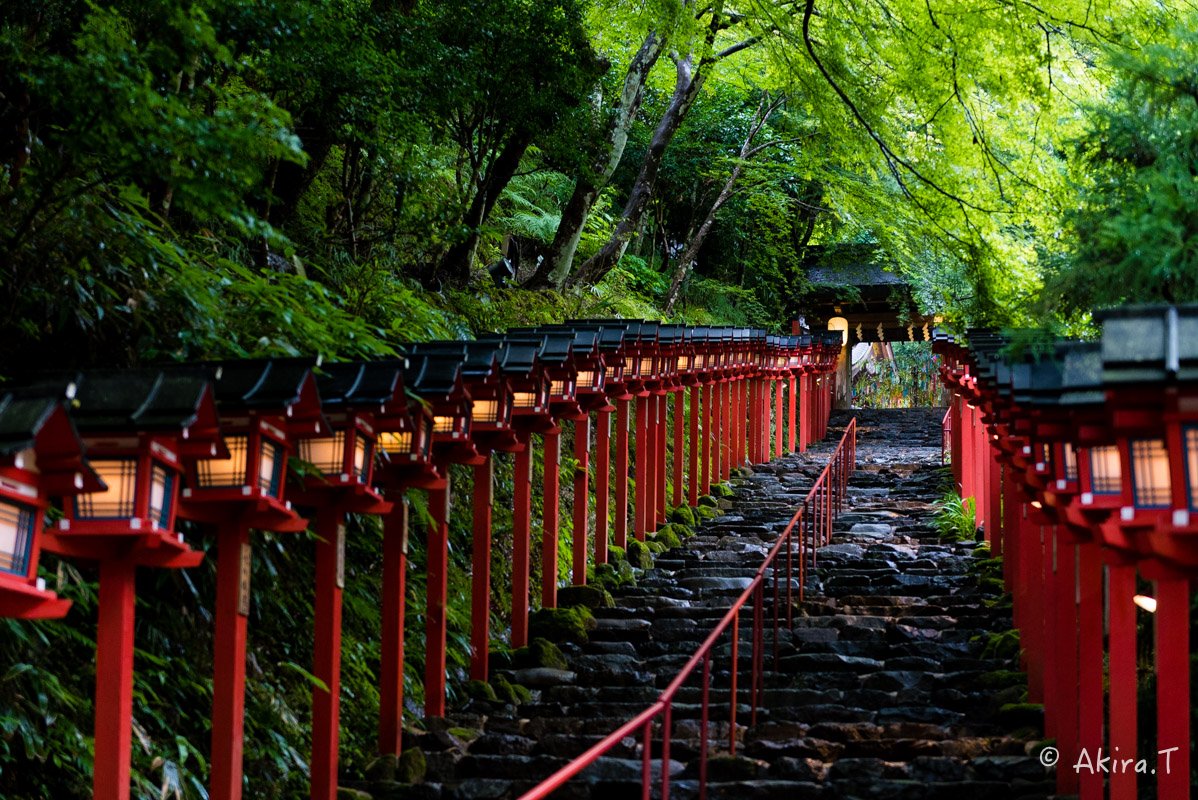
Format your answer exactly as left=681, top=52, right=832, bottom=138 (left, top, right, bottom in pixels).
left=39, top=370, right=222, bottom=800
left=0, top=390, right=101, bottom=618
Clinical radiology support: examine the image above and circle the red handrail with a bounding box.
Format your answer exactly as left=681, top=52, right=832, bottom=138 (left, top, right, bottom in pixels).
left=519, top=417, right=858, bottom=800
left=941, top=408, right=951, bottom=465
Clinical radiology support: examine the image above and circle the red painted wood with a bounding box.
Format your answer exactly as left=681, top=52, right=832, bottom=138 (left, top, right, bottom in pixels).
left=747, top=380, right=757, bottom=464
left=672, top=390, right=684, bottom=507
left=799, top=376, right=808, bottom=454
left=774, top=380, right=783, bottom=458
left=1154, top=576, right=1190, bottom=800
left=720, top=381, right=731, bottom=482
left=378, top=496, right=408, bottom=755
left=688, top=388, right=700, bottom=506
left=1024, top=516, right=1045, bottom=705
left=646, top=397, right=656, bottom=534
left=424, top=481, right=450, bottom=716
left=701, top=385, right=712, bottom=495
left=471, top=458, right=493, bottom=680
left=656, top=393, right=667, bottom=524
left=950, top=395, right=963, bottom=494
left=615, top=399, right=630, bottom=549
left=1041, top=527, right=1057, bottom=738
left=988, top=447, right=1002, bottom=555
left=634, top=395, right=648, bottom=539
left=211, top=520, right=250, bottom=800
left=596, top=409, right=611, bottom=566
left=572, top=417, right=590, bottom=585
left=542, top=429, right=561, bottom=604
left=312, top=506, right=346, bottom=800
left=787, top=376, right=796, bottom=453
left=1107, top=562, right=1137, bottom=800
left=1077, top=543, right=1103, bottom=800
left=94, top=558, right=136, bottom=800
left=713, top=382, right=723, bottom=483
left=512, top=435, right=533, bottom=647
left=1054, top=538, right=1079, bottom=796
left=737, top=378, right=746, bottom=467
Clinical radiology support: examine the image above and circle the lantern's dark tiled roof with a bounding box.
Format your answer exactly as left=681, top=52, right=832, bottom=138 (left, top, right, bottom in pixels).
left=1059, top=342, right=1104, bottom=406
left=199, top=358, right=320, bottom=410
left=0, top=392, right=75, bottom=456
left=1097, top=304, right=1177, bottom=384
left=1177, top=305, right=1198, bottom=381
left=315, top=361, right=407, bottom=408
left=404, top=356, right=463, bottom=398
left=33, top=370, right=213, bottom=432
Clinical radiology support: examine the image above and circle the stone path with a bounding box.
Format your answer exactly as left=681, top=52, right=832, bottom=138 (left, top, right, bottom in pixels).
left=356, top=408, right=1052, bottom=800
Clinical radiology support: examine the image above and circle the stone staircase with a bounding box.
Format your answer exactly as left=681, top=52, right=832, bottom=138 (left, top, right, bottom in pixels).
left=355, top=408, right=1053, bottom=800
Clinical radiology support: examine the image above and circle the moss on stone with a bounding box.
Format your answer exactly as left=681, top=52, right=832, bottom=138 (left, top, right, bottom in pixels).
left=490, top=673, right=519, bottom=705
left=695, top=505, right=718, bottom=519
left=529, top=606, right=596, bottom=644
left=998, top=703, right=1044, bottom=729
left=626, top=539, right=654, bottom=569
left=558, top=584, right=615, bottom=609
left=607, top=545, right=627, bottom=564
left=711, top=483, right=734, bottom=498
left=669, top=505, right=696, bottom=526
left=645, top=540, right=664, bottom=553
left=978, top=669, right=1026, bottom=690
left=529, top=637, right=568, bottom=669
left=653, top=527, right=682, bottom=549
left=698, top=494, right=719, bottom=507
left=395, top=747, right=426, bottom=783
left=465, top=679, right=498, bottom=703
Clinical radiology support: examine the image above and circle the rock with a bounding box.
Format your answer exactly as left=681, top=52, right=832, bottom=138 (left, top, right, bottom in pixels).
left=396, top=747, right=427, bottom=784
left=489, top=673, right=523, bottom=705
left=702, top=755, right=768, bottom=781
left=578, top=756, right=685, bottom=783
left=370, top=781, right=442, bottom=800
left=670, top=505, right=697, bottom=525
left=529, top=606, right=596, bottom=644
left=696, top=505, right=719, bottom=519
left=711, top=482, right=735, bottom=498
left=487, top=647, right=513, bottom=671
left=512, top=667, right=576, bottom=687
left=337, top=789, right=372, bottom=800
left=770, top=757, right=826, bottom=782
left=365, top=753, right=398, bottom=782
left=608, top=545, right=627, bottom=563
left=646, top=541, right=664, bottom=553
left=698, top=494, right=719, bottom=507
left=997, top=702, right=1044, bottom=728
left=652, top=527, right=682, bottom=549
left=468, top=733, right=536, bottom=756
left=780, top=653, right=884, bottom=672
left=465, top=679, right=498, bottom=703
left=557, top=584, right=615, bottom=609
left=444, top=779, right=511, bottom=799
left=626, top=539, right=654, bottom=569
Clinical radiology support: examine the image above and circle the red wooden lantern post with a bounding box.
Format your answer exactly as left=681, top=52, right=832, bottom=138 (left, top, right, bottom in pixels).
left=373, top=373, right=435, bottom=757
left=291, top=374, right=392, bottom=800
left=44, top=370, right=221, bottom=800
left=562, top=330, right=607, bottom=584
left=689, top=330, right=710, bottom=505
left=175, top=359, right=326, bottom=800
left=1095, top=305, right=1198, bottom=800
left=592, top=327, right=626, bottom=564
left=483, top=344, right=552, bottom=646
left=672, top=329, right=696, bottom=506
left=0, top=390, right=100, bottom=620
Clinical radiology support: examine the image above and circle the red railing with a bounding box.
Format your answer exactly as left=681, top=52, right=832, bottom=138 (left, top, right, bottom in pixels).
left=519, top=417, right=857, bottom=800
left=941, top=408, right=951, bottom=465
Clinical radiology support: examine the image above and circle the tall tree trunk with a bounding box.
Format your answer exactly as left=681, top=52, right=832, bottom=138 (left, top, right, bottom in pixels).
left=525, top=31, right=666, bottom=289
left=566, top=52, right=706, bottom=290
left=662, top=93, right=785, bottom=313
left=438, top=131, right=533, bottom=287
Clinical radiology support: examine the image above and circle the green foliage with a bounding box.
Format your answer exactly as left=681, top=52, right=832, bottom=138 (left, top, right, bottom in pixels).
left=932, top=490, right=978, bottom=542
left=1046, top=13, right=1198, bottom=314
